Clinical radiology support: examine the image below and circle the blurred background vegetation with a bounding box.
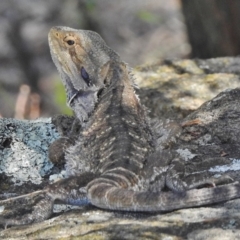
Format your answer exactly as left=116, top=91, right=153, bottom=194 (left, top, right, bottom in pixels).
left=0, top=0, right=239, bottom=118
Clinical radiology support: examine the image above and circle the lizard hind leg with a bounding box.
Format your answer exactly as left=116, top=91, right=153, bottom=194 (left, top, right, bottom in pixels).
left=166, top=158, right=235, bottom=193
left=0, top=173, right=95, bottom=228
left=0, top=190, right=53, bottom=228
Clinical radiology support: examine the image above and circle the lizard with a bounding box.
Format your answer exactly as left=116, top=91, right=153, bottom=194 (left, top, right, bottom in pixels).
left=1, top=26, right=240, bottom=227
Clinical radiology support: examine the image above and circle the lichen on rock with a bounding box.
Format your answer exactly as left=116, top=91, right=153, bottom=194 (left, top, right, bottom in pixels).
left=0, top=118, right=59, bottom=185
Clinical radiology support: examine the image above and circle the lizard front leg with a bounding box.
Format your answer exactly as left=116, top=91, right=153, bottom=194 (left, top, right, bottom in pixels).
left=166, top=158, right=234, bottom=193
left=49, top=115, right=81, bottom=167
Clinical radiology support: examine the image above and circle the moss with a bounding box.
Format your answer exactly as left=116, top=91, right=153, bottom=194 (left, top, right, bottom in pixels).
left=53, top=78, right=73, bottom=116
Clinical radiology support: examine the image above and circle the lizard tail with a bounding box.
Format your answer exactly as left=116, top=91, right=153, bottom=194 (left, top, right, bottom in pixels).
left=87, top=181, right=240, bottom=212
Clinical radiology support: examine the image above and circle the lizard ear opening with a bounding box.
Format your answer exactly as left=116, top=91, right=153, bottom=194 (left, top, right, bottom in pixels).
left=81, top=67, right=92, bottom=86
left=98, top=61, right=111, bottom=86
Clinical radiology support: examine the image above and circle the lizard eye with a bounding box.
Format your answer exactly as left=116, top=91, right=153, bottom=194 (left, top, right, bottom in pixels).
left=81, top=67, right=91, bottom=86
left=66, top=40, right=75, bottom=45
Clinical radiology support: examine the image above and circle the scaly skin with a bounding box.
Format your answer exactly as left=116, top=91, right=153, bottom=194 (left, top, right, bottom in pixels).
left=0, top=26, right=240, bottom=227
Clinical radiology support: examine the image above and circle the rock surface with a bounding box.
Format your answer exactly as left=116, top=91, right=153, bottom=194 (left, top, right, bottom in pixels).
left=135, top=57, right=240, bottom=119
left=1, top=57, right=240, bottom=239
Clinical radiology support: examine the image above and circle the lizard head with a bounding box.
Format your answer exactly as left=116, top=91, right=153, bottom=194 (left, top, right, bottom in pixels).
left=48, top=26, right=120, bottom=122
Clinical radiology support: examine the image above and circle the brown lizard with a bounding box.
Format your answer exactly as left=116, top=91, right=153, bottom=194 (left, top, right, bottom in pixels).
left=0, top=26, right=240, bottom=227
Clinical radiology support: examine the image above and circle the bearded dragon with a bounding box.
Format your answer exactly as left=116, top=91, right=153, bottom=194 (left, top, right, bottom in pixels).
left=1, top=26, right=240, bottom=227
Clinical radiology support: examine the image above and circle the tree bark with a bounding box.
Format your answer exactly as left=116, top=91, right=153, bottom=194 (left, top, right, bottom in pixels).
left=181, top=0, right=240, bottom=58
